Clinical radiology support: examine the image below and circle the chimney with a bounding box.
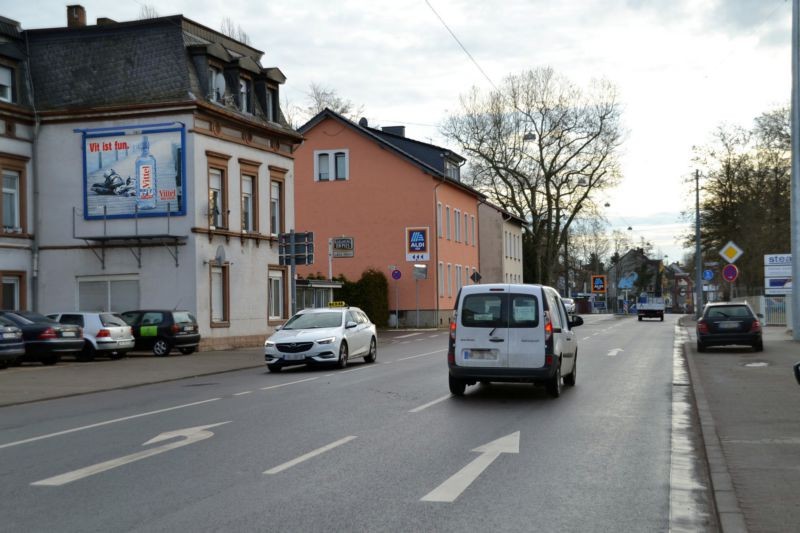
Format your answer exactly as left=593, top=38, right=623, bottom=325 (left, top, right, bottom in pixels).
left=67, top=5, right=86, bottom=28
left=381, top=126, right=405, bottom=137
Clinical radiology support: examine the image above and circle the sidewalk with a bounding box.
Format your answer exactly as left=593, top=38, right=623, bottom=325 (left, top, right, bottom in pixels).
left=681, top=318, right=800, bottom=532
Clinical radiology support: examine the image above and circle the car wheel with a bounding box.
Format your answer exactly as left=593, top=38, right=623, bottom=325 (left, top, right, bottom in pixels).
left=449, top=374, right=466, bottom=396
left=638, top=316, right=642, bottom=322
left=77, top=341, right=95, bottom=362
left=364, top=337, right=377, bottom=363
left=564, top=353, right=577, bottom=387
left=660, top=315, right=664, bottom=322
left=697, top=341, right=706, bottom=353
left=547, top=360, right=562, bottom=398
left=753, top=341, right=764, bottom=352
left=41, top=355, right=60, bottom=366
left=178, top=347, right=196, bottom=355
left=337, top=342, right=348, bottom=369
left=267, top=364, right=282, bottom=373
left=153, top=338, right=172, bottom=357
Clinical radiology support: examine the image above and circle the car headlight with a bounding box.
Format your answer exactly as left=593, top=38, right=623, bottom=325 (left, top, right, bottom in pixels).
left=264, top=341, right=275, bottom=348
left=316, top=337, right=337, bottom=345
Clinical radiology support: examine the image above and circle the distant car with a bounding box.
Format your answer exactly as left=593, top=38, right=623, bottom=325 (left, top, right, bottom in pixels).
left=0, top=316, right=25, bottom=369
left=264, top=304, right=377, bottom=372
left=0, top=310, right=84, bottom=365
left=562, top=298, right=576, bottom=314
left=47, top=312, right=135, bottom=361
left=696, top=302, right=763, bottom=352
left=120, top=310, right=200, bottom=357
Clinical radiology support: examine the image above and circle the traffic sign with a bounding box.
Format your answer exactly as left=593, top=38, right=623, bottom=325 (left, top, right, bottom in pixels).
left=591, top=275, right=606, bottom=293
left=702, top=269, right=714, bottom=281
left=470, top=271, right=482, bottom=283
left=391, top=269, right=401, bottom=280
left=722, top=264, right=739, bottom=283
left=719, top=241, right=743, bottom=263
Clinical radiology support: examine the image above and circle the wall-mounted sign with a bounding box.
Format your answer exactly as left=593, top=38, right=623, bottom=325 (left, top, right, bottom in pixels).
left=591, top=275, right=606, bottom=293
left=331, top=236, right=355, bottom=258
left=405, top=227, right=430, bottom=261
left=764, top=254, right=791, bottom=295
left=80, top=123, right=186, bottom=220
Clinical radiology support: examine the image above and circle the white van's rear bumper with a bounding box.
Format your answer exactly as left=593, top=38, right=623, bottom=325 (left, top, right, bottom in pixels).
left=448, top=364, right=555, bottom=383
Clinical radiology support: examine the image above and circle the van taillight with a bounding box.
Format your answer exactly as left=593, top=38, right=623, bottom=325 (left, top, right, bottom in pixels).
left=447, top=320, right=456, bottom=364
left=39, top=327, right=57, bottom=339
left=544, top=312, right=554, bottom=356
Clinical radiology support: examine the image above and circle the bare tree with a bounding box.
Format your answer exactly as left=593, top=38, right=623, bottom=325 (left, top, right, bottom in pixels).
left=220, top=17, right=251, bottom=45
left=138, top=5, right=160, bottom=19
left=305, top=83, right=364, bottom=121
left=441, top=67, right=624, bottom=286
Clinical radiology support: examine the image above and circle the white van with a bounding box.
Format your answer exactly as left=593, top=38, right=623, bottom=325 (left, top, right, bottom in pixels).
left=448, top=283, right=583, bottom=398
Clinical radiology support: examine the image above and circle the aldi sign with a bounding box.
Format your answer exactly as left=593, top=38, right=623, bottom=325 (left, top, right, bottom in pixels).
left=405, top=227, right=429, bottom=261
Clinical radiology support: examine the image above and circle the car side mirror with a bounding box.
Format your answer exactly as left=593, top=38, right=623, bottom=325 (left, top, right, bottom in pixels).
left=346, top=321, right=358, bottom=329
left=569, top=315, right=584, bottom=328
left=757, top=313, right=764, bottom=319
left=794, top=362, right=800, bottom=385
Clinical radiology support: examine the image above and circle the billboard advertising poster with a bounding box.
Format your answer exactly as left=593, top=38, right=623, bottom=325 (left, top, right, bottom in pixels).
left=80, top=123, right=186, bottom=219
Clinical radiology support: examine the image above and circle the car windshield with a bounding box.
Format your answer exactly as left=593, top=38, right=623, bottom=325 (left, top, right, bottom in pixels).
left=283, top=311, right=343, bottom=330
left=706, top=306, right=753, bottom=319
left=100, top=313, right=128, bottom=327
left=173, top=312, right=196, bottom=324
left=2, top=311, right=40, bottom=325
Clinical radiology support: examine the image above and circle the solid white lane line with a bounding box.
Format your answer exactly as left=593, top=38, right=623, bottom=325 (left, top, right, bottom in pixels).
left=0, top=398, right=221, bottom=450
left=264, top=436, right=357, bottom=474
left=233, top=391, right=253, bottom=396
left=259, top=377, right=319, bottom=391
left=398, top=349, right=446, bottom=361
left=395, top=333, right=423, bottom=339
left=409, top=394, right=451, bottom=413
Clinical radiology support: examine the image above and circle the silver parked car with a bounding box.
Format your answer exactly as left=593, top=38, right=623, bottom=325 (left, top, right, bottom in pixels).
left=48, top=312, right=135, bottom=361
left=264, top=304, right=377, bottom=372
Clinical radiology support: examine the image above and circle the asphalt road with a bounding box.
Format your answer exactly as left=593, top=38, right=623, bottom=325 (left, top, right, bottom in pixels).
left=0, top=315, right=712, bottom=532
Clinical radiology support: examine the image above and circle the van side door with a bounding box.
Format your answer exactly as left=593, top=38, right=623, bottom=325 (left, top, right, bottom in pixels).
left=546, top=290, right=576, bottom=370
left=455, top=291, right=509, bottom=368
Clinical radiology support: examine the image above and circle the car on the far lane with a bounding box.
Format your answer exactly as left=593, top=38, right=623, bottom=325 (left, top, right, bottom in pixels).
left=0, top=310, right=83, bottom=365
left=264, top=304, right=377, bottom=372
left=0, top=316, right=24, bottom=369
left=563, top=298, right=576, bottom=314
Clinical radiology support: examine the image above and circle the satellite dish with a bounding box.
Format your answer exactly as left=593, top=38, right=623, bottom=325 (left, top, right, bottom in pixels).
left=214, top=245, right=226, bottom=265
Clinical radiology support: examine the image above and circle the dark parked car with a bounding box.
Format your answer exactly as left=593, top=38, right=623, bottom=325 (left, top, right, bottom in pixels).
left=0, top=310, right=84, bottom=365
left=696, top=302, right=763, bottom=352
left=120, top=310, right=200, bottom=356
left=0, top=316, right=25, bottom=369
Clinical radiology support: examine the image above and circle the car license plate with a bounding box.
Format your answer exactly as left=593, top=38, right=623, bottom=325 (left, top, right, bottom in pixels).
left=719, top=321, right=739, bottom=330
left=2, top=332, right=15, bottom=339
left=183, top=326, right=194, bottom=332
left=62, top=331, right=76, bottom=337
left=464, top=349, right=498, bottom=360
left=284, top=353, right=305, bottom=361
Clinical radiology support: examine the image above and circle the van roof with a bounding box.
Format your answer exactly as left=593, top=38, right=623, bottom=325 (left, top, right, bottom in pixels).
left=460, top=283, right=548, bottom=294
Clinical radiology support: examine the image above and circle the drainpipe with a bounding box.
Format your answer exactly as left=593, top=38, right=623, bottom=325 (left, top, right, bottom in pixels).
left=24, top=32, right=41, bottom=312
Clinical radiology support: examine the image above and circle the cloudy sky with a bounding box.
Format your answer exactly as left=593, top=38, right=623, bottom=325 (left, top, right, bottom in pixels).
left=5, top=0, right=793, bottom=262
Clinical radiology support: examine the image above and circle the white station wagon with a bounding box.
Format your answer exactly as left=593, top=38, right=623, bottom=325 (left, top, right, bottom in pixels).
left=448, top=284, right=583, bottom=398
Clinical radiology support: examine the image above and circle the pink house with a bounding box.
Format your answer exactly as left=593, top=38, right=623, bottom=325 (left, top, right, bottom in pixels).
left=295, top=109, right=483, bottom=327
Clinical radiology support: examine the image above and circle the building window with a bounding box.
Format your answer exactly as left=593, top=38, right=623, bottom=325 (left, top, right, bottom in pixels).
left=210, top=263, right=230, bottom=326
left=438, top=262, right=444, bottom=297
left=76, top=276, right=138, bottom=312
left=437, top=203, right=442, bottom=238
left=447, top=264, right=453, bottom=297
left=241, top=175, right=254, bottom=232
left=465, top=213, right=469, bottom=245
left=456, top=265, right=462, bottom=292
left=454, top=209, right=461, bottom=242
left=446, top=206, right=451, bottom=240
left=2, top=170, right=20, bottom=231
left=0, top=66, right=13, bottom=103
left=314, top=150, right=349, bottom=181
left=209, top=168, right=225, bottom=229
left=444, top=161, right=459, bottom=181
left=268, top=268, right=286, bottom=321
left=207, top=65, right=223, bottom=102
left=266, top=87, right=277, bottom=121
left=471, top=216, right=476, bottom=246
left=239, top=78, right=252, bottom=113
left=1, top=273, right=24, bottom=309
left=270, top=180, right=281, bottom=236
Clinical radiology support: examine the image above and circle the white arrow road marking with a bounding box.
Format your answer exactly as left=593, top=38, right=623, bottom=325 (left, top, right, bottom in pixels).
left=0, top=398, right=221, bottom=451
left=607, top=348, right=624, bottom=357
left=264, top=436, right=357, bottom=474
left=31, top=422, right=231, bottom=487
left=421, top=431, right=520, bottom=503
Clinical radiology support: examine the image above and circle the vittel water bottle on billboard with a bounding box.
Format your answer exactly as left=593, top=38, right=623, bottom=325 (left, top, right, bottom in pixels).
left=135, top=136, right=157, bottom=210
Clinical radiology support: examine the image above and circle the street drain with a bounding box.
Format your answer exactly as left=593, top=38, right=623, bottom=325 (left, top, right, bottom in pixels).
left=744, top=362, right=769, bottom=368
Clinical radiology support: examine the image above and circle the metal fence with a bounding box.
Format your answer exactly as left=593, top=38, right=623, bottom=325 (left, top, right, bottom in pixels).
left=732, top=295, right=791, bottom=326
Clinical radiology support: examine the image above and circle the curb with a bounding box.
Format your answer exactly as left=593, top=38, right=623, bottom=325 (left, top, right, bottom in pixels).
left=681, top=328, right=748, bottom=532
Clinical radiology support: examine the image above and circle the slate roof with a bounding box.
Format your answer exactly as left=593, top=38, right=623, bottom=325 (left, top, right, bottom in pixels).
left=299, top=108, right=483, bottom=199
left=367, top=126, right=465, bottom=176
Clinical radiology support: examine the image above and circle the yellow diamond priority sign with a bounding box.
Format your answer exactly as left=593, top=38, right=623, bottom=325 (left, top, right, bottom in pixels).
left=719, top=241, right=743, bottom=264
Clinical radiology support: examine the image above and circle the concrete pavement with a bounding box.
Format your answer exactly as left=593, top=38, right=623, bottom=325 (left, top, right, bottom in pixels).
left=1, top=319, right=798, bottom=532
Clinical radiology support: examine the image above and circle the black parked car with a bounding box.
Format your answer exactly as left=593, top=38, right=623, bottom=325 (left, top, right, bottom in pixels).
left=0, top=311, right=84, bottom=365
left=120, top=310, right=200, bottom=356
left=696, top=302, right=763, bottom=352
left=0, top=316, right=25, bottom=369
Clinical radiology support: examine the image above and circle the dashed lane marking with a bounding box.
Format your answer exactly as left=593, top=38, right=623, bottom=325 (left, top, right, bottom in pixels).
left=264, top=436, right=357, bottom=474
left=398, top=349, right=446, bottom=361
left=409, top=394, right=451, bottom=413
left=259, top=377, right=319, bottom=391
left=233, top=391, right=253, bottom=396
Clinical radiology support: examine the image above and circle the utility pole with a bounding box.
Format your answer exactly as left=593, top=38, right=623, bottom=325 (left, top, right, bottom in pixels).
left=695, top=170, right=703, bottom=319
left=792, top=0, right=800, bottom=339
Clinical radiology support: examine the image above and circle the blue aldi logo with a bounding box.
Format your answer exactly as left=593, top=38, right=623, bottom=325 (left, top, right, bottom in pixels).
left=406, top=227, right=430, bottom=261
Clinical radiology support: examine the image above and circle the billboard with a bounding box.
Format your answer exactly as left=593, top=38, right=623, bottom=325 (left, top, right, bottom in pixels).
left=81, top=123, right=186, bottom=219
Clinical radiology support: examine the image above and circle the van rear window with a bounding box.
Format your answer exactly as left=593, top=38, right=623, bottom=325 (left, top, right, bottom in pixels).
left=461, top=293, right=539, bottom=328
